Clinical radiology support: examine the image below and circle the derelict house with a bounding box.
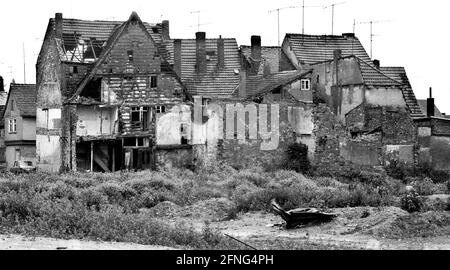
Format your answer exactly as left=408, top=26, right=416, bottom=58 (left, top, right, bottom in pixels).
left=36, top=12, right=189, bottom=173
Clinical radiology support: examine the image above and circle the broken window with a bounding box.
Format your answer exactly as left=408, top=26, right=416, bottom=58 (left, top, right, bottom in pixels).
left=301, top=79, right=311, bottom=91
left=80, top=78, right=102, bottom=101
left=127, top=50, right=134, bottom=62
left=69, top=66, right=78, bottom=75
left=131, top=107, right=150, bottom=131
left=150, top=76, right=158, bottom=89
left=180, top=123, right=189, bottom=145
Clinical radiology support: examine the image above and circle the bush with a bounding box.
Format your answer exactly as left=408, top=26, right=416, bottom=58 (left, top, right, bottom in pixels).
left=411, top=178, right=437, bottom=196
left=400, top=191, right=422, bottom=213
left=284, top=143, right=310, bottom=174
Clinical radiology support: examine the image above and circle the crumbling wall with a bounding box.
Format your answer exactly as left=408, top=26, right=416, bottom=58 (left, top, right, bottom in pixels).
left=155, top=146, right=192, bottom=170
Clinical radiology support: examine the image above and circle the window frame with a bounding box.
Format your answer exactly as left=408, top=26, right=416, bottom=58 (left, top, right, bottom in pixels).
left=8, top=119, right=17, bottom=134
left=300, top=79, right=311, bottom=91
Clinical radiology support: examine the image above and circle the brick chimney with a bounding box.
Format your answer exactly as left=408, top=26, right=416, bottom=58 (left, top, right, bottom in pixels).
left=196, top=32, right=207, bottom=73
left=174, top=39, right=182, bottom=77
left=373, top=59, right=380, bottom=69
left=55, top=13, right=63, bottom=39
left=217, top=35, right=225, bottom=69
left=0, top=76, right=4, bottom=92
left=333, top=49, right=342, bottom=85
left=427, top=87, right=435, bottom=117
left=239, top=69, right=247, bottom=99
left=161, top=20, right=170, bottom=40
left=251, top=35, right=261, bottom=61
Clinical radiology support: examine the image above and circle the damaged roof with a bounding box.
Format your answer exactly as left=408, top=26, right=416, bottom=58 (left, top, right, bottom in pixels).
left=166, top=38, right=241, bottom=97
left=381, top=67, right=424, bottom=117
left=244, top=70, right=313, bottom=98
left=240, top=45, right=296, bottom=73
left=285, top=33, right=372, bottom=65
left=6, top=84, right=36, bottom=117
left=51, top=17, right=165, bottom=63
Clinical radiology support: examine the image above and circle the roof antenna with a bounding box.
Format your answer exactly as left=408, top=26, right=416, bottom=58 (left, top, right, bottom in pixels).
left=268, top=6, right=297, bottom=46
left=301, top=0, right=322, bottom=36
left=23, top=42, right=26, bottom=84
left=356, top=20, right=393, bottom=59
left=323, top=2, right=346, bottom=35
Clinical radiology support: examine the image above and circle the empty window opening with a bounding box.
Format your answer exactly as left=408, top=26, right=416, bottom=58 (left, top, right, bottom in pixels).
left=151, top=27, right=159, bottom=33
left=127, top=50, right=134, bottom=62
left=69, top=66, right=78, bottom=75
left=180, top=123, right=189, bottom=144
left=131, top=107, right=150, bottom=131
left=150, top=76, right=158, bottom=88
left=137, top=138, right=144, bottom=146
left=301, top=79, right=311, bottom=91
left=80, top=78, right=102, bottom=101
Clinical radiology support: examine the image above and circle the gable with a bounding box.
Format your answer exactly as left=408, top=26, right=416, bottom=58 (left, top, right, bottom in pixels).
left=97, top=20, right=161, bottom=75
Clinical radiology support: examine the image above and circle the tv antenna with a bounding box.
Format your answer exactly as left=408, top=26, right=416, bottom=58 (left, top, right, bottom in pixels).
left=356, top=20, right=393, bottom=58
left=323, top=2, right=346, bottom=35
left=301, top=0, right=323, bottom=35
left=268, top=6, right=297, bottom=46
left=23, top=42, right=26, bottom=84
left=190, top=10, right=209, bottom=32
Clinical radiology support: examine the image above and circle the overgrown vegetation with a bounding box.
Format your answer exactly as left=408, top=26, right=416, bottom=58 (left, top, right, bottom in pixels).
left=0, top=164, right=445, bottom=248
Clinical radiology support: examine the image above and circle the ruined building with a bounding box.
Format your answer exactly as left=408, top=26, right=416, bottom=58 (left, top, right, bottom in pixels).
left=36, top=12, right=189, bottom=173
left=35, top=12, right=449, bottom=176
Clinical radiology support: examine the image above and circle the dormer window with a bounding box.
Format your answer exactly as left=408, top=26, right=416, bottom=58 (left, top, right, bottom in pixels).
left=127, top=50, right=134, bottom=62
left=301, top=79, right=311, bottom=91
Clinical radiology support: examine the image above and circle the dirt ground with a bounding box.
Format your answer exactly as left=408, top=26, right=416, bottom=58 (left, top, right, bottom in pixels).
left=0, top=234, right=175, bottom=250
left=144, top=198, right=450, bottom=250
left=1, top=197, right=449, bottom=250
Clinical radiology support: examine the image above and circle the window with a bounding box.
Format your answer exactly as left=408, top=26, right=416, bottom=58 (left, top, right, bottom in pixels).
left=301, top=79, right=311, bottom=91
left=8, top=119, right=17, bottom=134
left=150, top=76, right=158, bottom=88
left=156, top=105, right=166, bottom=114
left=131, top=107, right=150, bottom=131
left=180, top=123, right=189, bottom=145
left=69, top=66, right=78, bottom=75
left=127, top=50, right=134, bottom=62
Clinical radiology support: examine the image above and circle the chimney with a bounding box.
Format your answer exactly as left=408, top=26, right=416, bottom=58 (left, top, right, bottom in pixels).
left=239, top=69, right=247, bottom=99
left=342, top=33, right=355, bottom=39
left=0, top=76, right=4, bottom=92
left=373, top=59, right=380, bottom=69
left=217, top=35, right=225, bottom=69
left=427, top=87, right=435, bottom=117
left=333, top=49, right=342, bottom=87
left=196, top=32, right=207, bottom=73
left=251, top=35, right=262, bottom=61
left=55, top=13, right=63, bottom=39
left=174, top=39, right=182, bottom=77
left=161, top=20, right=170, bottom=40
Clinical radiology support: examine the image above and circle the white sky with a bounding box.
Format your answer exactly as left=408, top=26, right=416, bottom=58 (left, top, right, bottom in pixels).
left=0, top=0, right=449, bottom=113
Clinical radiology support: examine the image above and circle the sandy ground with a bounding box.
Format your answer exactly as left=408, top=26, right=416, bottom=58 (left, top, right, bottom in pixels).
left=0, top=234, right=175, bottom=250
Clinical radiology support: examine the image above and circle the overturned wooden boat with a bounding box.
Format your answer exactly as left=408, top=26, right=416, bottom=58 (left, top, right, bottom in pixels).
left=271, top=199, right=337, bottom=229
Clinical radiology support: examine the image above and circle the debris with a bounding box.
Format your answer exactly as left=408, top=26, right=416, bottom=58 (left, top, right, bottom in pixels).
left=271, top=199, right=337, bottom=229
